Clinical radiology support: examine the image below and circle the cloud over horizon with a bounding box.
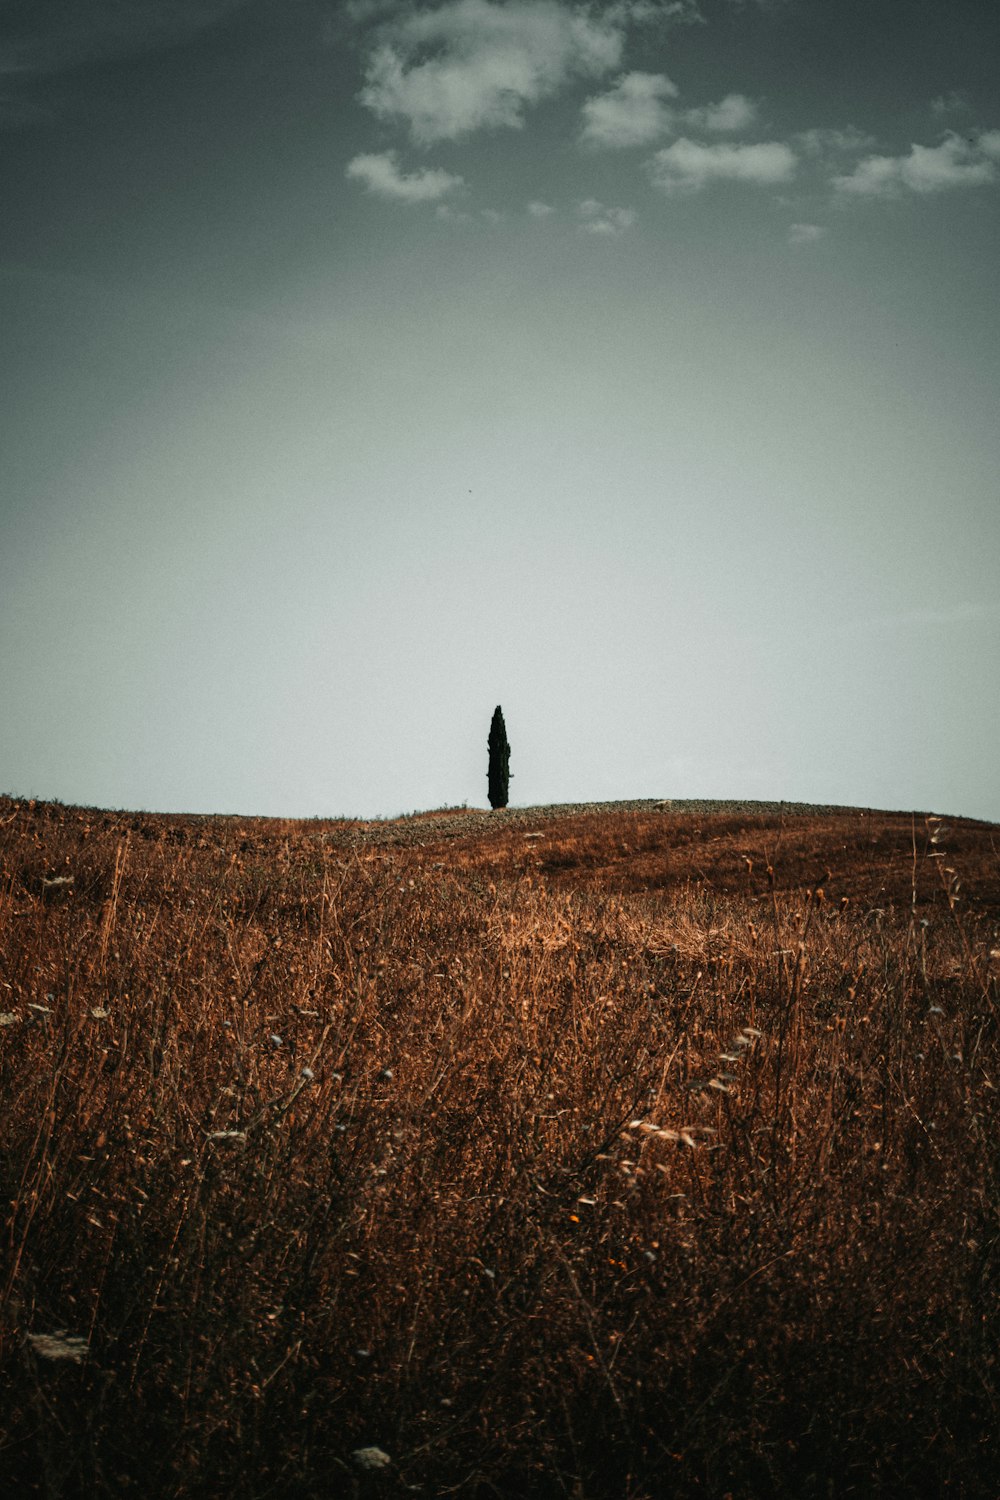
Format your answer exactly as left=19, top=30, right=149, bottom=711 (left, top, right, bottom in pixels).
left=346, top=149, right=464, bottom=202
left=788, top=221, right=827, bottom=244
left=648, top=136, right=796, bottom=192
left=577, top=197, right=637, bottom=234
left=580, top=78, right=760, bottom=151
left=682, top=91, right=758, bottom=134
left=579, top=70, right=677, bottom=148
left=834, top=130, right=1000, bottom=196
left=346, top=4, right=1000, bottom=223
left=358, top=0, right=624, bottom=144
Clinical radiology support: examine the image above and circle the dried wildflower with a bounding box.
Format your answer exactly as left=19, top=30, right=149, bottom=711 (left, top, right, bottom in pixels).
left=26, top=1331, right=88, bottom=1363
left=352, top=1446, right=391, bottom=1472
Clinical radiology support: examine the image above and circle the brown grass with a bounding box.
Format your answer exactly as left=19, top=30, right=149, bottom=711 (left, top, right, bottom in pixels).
left=1, top=795, right=998, bottom=1497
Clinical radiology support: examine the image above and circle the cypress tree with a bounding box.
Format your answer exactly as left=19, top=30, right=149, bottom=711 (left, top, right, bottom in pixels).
left=487, top=706, right=511, bottom=810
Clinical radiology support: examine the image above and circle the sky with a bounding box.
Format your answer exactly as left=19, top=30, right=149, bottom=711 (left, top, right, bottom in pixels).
left=1, top=0, right=998, bottom=822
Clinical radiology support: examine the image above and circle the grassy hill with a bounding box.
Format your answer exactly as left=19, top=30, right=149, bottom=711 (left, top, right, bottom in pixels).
left=1, top=795, right=998, bottom=1497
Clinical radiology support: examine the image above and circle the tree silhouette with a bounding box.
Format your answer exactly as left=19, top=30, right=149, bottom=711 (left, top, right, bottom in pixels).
left=487, top=706, right=511, bottom=809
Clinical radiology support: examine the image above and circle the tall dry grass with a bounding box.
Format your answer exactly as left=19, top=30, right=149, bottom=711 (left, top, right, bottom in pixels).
left=1, top=795, right=998, bottom=1497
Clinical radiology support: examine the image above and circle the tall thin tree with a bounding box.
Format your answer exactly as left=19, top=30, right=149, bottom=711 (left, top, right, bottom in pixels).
left=487, top=706, right=511, bottom=810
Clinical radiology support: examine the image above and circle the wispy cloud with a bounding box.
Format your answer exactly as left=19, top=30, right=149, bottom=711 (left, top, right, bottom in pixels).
left=619, top=0, right=706, bottom=25
left=682, top=92, right=758, bottom=134
left=358, top=0, right=624, bottom=145
left=795, top=126, right=877, bottom=162
left=346, top=150, right=464, bottom=203
left=527, top=199, right=556, bottom=216
left=930, top=90, right=971, bottom=118
left=342, top=0, right=408, bottom=22
left=648, top=137, right=796, bottom=192
left=578, top=198, right=637, bottom=235
left=0, top=1, right=251, bottom=76
left=788, top=222, right=827, bottom=244
left=580, top=71, right=677, bottom=149
left=835, top=601, right=1000, bottom=636
left=434, top=202, right=472, bottom=222
left=834, top=130, right=1000, bottom=197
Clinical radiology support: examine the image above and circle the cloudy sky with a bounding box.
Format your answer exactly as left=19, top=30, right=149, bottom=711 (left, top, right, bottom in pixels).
left=2, top=0, right=998, bottom=820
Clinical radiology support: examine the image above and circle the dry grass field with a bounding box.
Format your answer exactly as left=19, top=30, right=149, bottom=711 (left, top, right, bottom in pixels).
left=1, top=794, right=998, bottom=1497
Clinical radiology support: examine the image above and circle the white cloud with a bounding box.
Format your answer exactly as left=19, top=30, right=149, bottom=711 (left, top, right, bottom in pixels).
left=578, top=198, right=637, bottom=235
left=682, top=92, right=758, bottom=134
left=527, top=199, right=555, bottom=216
left=580, top=78, right=763, bottom=153
left=580, top=70, right=677, bottom=148
left=834, top=131, right=999, bottom=197
left=358, top=0, right=624, bottom=144
left=788, top=222, right=827, bottom=245
left=896, top=138, right=996, bottom=191
left=832, top=154, right=899, bottom=197
left=346, top=150, right=464, bottom=203
left=648, top=137, right=796, bottom=192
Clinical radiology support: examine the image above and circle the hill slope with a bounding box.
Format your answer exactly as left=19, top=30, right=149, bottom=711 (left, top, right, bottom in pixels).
left=1, top=796, right=998, bottom=1497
